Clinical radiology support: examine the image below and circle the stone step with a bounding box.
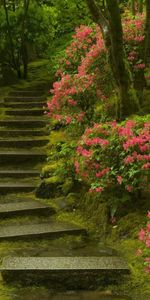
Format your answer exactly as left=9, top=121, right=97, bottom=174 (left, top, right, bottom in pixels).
left=0, top=256, right=129, bottom=287
left=0, top=222, right=87, bottom=241
left=0, top=129, right=48, bottom=137
left=0, top=170, right=40, bottom=178
left=0, top=138, right=49, bottom=148
left=4, top=101, right=46, bottom=109
left=0, top=119, right=47, bottom=128
left=6, top=108, right=45, bottom=116
left=0, top=201, right=55, bottom=218
left=5, top=96, right=46, bottom=102
left=10, top=90, right=45, bottom=97
left=0, top=150, right=46, bottom=163
left=0, top=183, right=38, bottom=194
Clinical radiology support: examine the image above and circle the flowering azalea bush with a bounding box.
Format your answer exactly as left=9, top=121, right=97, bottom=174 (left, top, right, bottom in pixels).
left=123, top=13, right=145, bottom=75
left=47, top=14, right=145, bottom=131
left=47, top=25, right=112, bottom=132
left=137, top=212, right=150, bottom=274
left=75, top=119, right=150, bottom=195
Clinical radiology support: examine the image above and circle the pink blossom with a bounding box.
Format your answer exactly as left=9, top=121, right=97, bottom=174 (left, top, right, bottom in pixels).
left=146, top=238, right=150, bottom=248
left=148, top=212, right=150, bottom=219
left=95, top=187, right=103, bottom=193
left=145, top=266, right=150, bottom=273
left=74, top=161, right=80, bottom=174
left=147, top=223, right=150, bottom=232
left=139, top=228, right=145, bottom=241
left=126, top=185, right=133, bottom=193
left=117, top=176, right=123, bottom=185
left=124, top=156, right=134, bottom=165
left=65, top=116, right=72, bottom=124
left=142, top=163, right=150, bottom=170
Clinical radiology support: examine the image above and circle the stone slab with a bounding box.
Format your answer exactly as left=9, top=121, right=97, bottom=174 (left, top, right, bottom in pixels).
left=0, top=183, right=37, bottom=194
left=0, top=129, right=48, bottom=137
left=4, top=101, right=46, bottom=108
left=10, top=91, right=44, bottom=96
left=0, top=201, right=55, bottom=218
left=0, top=222, right=87, bottom=241
left=0, top=138, right=49, bottom=147
left=5, top=96, right=46, bottom=102
left=0, top=170, right=40, bottom=177
left=0, top=119, right=47, bottom=128
left=0, top=256, right=128, bottom=271
left=0, top=150, right=46, bottom=157
left=0, top=256, right=129, bottom=288
left=6, top=109, right=45, bottom=116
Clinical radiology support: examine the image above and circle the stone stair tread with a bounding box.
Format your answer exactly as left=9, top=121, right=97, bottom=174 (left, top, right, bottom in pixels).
left=0, top=183, right=37, bottom=187
left=0, top=129, right=48, bottom=136
left=0, top=170, right=40, bottom=175
left=0, top=256, right=129, bottom=271
left=0, top=150, right=46, bottom=155
left=5, top=96, right=46, bottom=102
left=0, top=201, right=51, bottom=213
left=0, top=137, right=48, bottom=140
left=0, top=222, right=86, bottom=240
left=4, top=102, right=46, bottom=107
left=6, top=108, right=45, bottom=112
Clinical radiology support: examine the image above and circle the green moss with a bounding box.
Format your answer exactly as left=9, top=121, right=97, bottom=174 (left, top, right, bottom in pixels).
left=56, top=210, right=87, bottom=229
left=45, top=175, right=63, bottom=185
left=62, top=177, right=74, bottom=196
left=48, top=130, right=68, bottom=145
left=42, top=160, right=64, bottom=177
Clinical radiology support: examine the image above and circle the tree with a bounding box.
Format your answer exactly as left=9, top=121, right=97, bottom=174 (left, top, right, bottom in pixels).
left=0, top=0, right=57, bottom=79
left=145, top=0, right=150, bottom=67
left=86, top=0, right=139, bottom=120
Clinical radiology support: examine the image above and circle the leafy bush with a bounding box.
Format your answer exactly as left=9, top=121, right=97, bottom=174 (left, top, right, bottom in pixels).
left=75, top=119, right=150, bottom=198
left=138, top=211, right=150, bottom=274
left=47, top=25, right=112, bottom=134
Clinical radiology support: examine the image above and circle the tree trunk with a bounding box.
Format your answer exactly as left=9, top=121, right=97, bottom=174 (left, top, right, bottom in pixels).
left=3, top=0, right=16, bottom=70
left=86, top=0, right=109, bottom=38
left=106, top=0, right=139, bottom=119
left=138, top=0, right=143, bottom=13
left=130, top=0, right=136, bottom=15
left=21, top=0, right=30, bottom=79
left=145, top=0, right=150, bottom=68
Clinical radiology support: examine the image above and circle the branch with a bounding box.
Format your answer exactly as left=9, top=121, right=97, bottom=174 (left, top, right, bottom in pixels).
left=86, top=0, right=108, bottom=37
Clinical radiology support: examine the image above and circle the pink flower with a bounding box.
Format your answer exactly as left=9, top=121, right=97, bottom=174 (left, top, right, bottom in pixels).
left=65, top=116, right=72, bottom=124
left=124, top=156, right=134, bottom=165
left=126, top=185, right=133, bottom=193
left=145, top=266, right=150, bottom=273
left=117, top=176, right=123, bottom=185
left=146, top=238, right=150, bottom=248
left=148, top=211, right=150, bottom=219
left=147, top=223, right=150, bottom=232
left=145, top=258, right=150, bottom=262
left=142, top=163, right=150, bottom=170
left=139, top=228, right=145, bottom=241
left=95, top=187, right=103, bottom=193
left=74, top=161, right=80, bottom=174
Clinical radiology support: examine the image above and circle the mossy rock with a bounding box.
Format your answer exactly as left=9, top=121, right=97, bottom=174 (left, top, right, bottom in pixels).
left=41, top=160, right=64, bottom=178
left=62, top=177, right=74, bottom=196
left=36, top=176, right=64, bottom=199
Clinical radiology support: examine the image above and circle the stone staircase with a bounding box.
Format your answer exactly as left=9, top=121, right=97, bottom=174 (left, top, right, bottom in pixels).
left=0, top=87, right=129, bottom=298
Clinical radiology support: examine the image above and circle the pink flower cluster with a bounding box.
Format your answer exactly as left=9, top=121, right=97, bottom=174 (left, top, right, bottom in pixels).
left=138, top=212, right=150, bottom=274
left=47, top=25, right=109, bottom=128
left=123, top=13, right=145, bottom=73
left=75, top=120, right=150, bottom=194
